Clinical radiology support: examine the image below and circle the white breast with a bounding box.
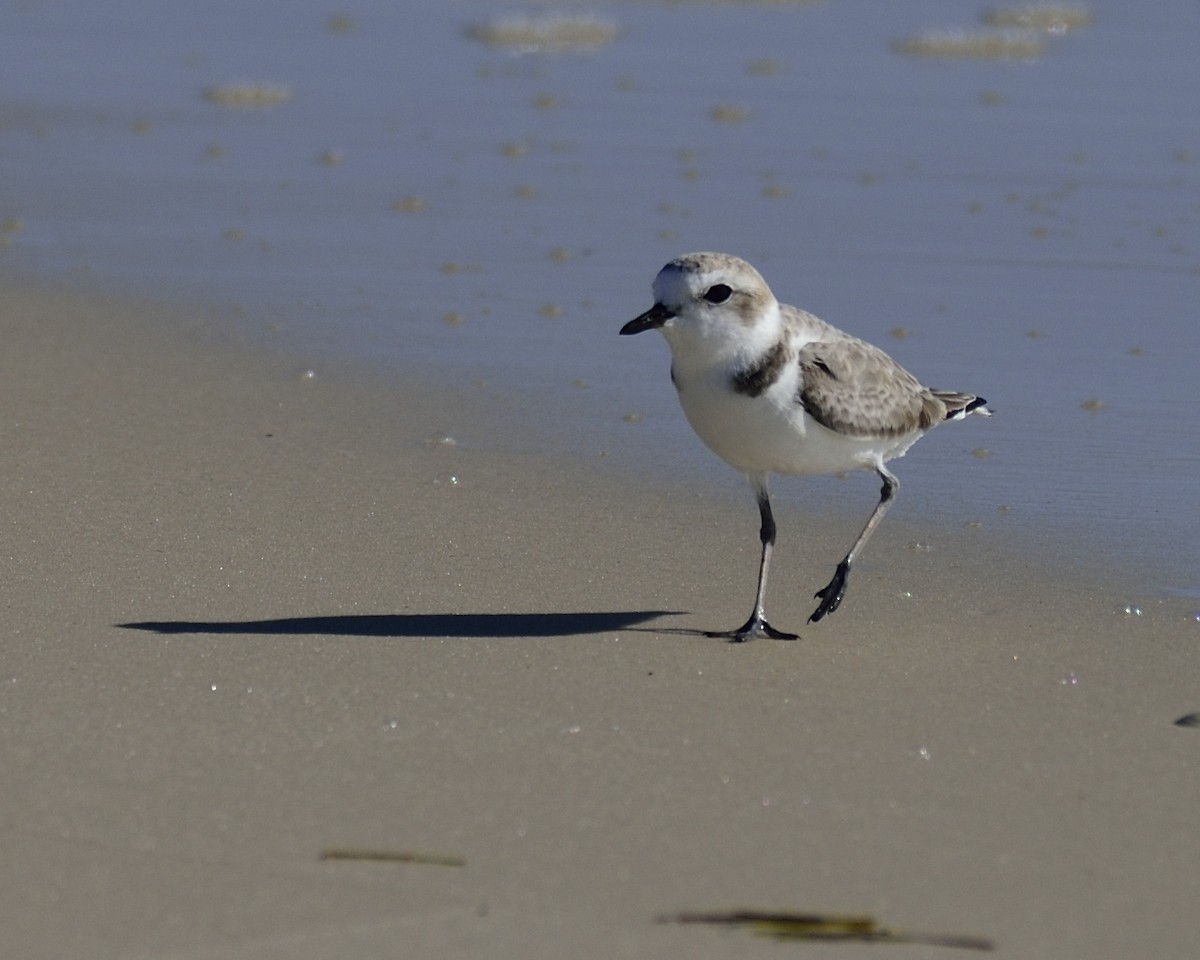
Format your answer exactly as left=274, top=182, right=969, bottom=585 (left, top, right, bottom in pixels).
left=674, top=364, right=908, bottom=478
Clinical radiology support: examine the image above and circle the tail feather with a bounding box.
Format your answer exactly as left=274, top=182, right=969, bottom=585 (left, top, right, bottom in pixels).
left=932, top=390, right=992, bottom=421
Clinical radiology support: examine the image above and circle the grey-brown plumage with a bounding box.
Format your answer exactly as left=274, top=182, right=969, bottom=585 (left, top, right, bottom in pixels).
left=797, top=339, right=983, bottom=438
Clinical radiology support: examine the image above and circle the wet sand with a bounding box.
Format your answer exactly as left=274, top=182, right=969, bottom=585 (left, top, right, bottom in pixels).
left=2, top=283, right=1198, bottom=959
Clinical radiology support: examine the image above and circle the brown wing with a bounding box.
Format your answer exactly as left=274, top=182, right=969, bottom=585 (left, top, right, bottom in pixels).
left=797, top=339, right=945, bottom=438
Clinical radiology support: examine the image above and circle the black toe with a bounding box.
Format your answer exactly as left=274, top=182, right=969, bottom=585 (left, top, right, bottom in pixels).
left=809, top=560, right=851, bottom=623
left=706, top=616, right=799, bottom=643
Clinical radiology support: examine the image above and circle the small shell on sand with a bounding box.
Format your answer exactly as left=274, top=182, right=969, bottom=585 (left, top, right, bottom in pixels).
left=893, top=28, right=1047, bottom=60
left=746, top=58, right=782, bottom=76
left=984, top=4, right=1092, bottom=32
left=392, top=196, right=428, bottom=213
left=465, top=15, right=617, bottom=53
left=204, top=82, right=293, bottom=109
left=710, top=104, right=749, bottom=124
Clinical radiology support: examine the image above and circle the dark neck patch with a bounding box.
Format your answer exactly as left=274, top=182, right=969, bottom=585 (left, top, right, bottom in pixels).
left=730, top=339, right=788, bottom=398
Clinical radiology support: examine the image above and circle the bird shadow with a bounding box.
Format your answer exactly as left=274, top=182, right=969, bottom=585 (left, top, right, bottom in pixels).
left=118, top=610, right=686, bottom=639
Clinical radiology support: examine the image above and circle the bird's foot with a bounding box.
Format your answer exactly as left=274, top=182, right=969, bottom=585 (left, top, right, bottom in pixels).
left=705, top=615, right=799, bottom=643
left=810, top=560, right=851, bottom=623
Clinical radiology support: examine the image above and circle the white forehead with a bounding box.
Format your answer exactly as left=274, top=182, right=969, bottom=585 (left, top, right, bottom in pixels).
left=652, top=252, right=768, bottom=304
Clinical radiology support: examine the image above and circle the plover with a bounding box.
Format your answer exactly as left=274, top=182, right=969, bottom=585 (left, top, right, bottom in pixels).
left=621, top=252, right=990, bottom=642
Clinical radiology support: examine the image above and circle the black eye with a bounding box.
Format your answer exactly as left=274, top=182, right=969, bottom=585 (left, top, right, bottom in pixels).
left=702, top=284, right=732, bottom=304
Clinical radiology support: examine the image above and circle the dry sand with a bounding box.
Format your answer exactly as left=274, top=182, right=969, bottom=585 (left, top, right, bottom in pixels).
left=2, top=282, right=1197, bottom=959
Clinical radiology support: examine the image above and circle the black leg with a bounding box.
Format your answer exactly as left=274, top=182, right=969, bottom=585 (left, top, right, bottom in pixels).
left=706, top=478, right=799, bottom=642
left=809, top=467, right=898, bottom=624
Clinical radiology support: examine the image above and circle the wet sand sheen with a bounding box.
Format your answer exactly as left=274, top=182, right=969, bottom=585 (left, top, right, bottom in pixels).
left=2, top=1, right=1196, bottom=584
left=2, top=282, right=1197, bottom=959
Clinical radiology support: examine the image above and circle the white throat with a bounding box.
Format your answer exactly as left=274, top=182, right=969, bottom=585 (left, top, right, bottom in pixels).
left=663, top=298, right=785, bottom=379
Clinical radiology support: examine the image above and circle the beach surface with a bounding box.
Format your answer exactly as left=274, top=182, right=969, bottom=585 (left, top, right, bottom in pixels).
left=2, top=283, right=1197, bottom=959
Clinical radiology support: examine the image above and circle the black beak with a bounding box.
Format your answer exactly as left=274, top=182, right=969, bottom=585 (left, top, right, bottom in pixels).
left=620, top=302, right=674, bottom=336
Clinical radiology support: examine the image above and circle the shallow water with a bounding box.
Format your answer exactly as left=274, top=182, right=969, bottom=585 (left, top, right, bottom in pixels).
left=3, top=0, right=1197, bottom=593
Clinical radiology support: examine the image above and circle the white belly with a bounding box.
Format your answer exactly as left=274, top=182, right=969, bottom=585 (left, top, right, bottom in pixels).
left=676, top=376, right=917, bottom=477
